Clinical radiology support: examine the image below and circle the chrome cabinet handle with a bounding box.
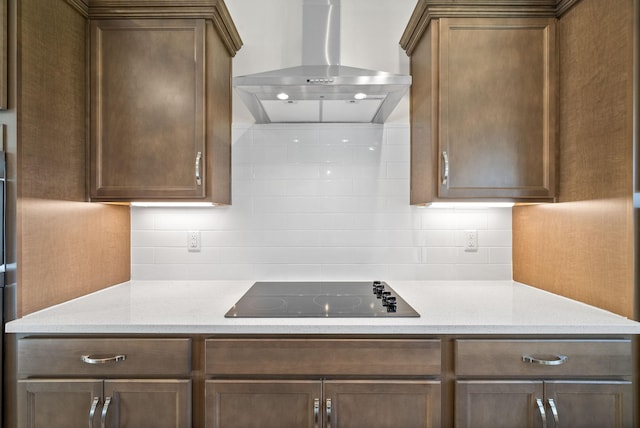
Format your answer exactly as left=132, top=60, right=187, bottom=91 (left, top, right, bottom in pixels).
left=536, top=398, right=547, bottom=428
left=313, top=398, right=320, bottom=428
left=195, top=151, right=202, bottom=185
left=89, top=397, right=100, bottom=428
left=326, top=398, right=332, bottom=428
left=81, top=354, right=126, bottom=364
left=441, top=151, right=449, bottom=185
left=522, top=354, right=568, bottom=366
left=548, top=398, right=559, bottom=427
left=100, top=397, right=111, bottom=428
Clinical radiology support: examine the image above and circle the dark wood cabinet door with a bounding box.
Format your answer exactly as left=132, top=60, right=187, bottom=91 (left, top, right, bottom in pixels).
left=205, top=380, right=322, bottom=428
left=324, top=380, right=441, bottom=428
left=455, top=380, right=544, bottom=428
left=17, top=379, right=103, bottom=428
left=104, top=379, right=192, bottom=428
left=544, top=380, right=633, bottom=428
left=438, top=17, right=556, bottom=200
left=90, top=19, right=206, bottom=200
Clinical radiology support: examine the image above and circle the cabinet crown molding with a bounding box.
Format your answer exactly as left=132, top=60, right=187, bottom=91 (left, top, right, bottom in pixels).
left=87, top=0, right=242, bottom=55
left=400, top=0, right=579, bottom=54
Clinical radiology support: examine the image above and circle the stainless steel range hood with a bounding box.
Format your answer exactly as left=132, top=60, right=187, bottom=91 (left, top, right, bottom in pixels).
left=233, top=0, right=411, bottom=124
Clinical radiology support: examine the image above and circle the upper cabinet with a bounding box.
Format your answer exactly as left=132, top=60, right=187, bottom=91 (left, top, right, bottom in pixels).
left=401, top=1, right=570, bottom=204
left=88, top=0, right=242, bottom=203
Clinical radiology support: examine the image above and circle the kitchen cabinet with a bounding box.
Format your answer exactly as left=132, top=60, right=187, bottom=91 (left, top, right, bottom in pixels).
left=454, top=339, right=634, bottom=428
left=18, top=379, right=191, bottom=428
left=16, top=338, right=192, bottom=428
left=204, top=338, right=442, bottom=428
left=456, top=380, right=632, bottom=428
left=206, top=380, right=440, bottom=428
left=0, top=0, right=6, bottom=110
left=401, top=6, right=557, bottom=204
left=88, top=1, right=241, bottom=203
left=7, top=332, right=636, bottom=427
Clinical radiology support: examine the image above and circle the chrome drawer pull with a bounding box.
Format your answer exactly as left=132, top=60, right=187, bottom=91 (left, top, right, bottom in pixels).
left=536, top=398, right=547, bottom=428
left=313, top=398, right=320, bottom=428
left=326, top=398, right=332, bottom=428
left=100, top=397, right=111, bottom=428
left=548, top=398, right=559, bottom=426
left=195, top=151, right=202, bottom=185
left=522, top=354, right=568, bottom=366
left=441, top=151, right=449, bottom=185
left=89, top=397, right=100, bottom=428
left=81, top=354, right=127, bottom=364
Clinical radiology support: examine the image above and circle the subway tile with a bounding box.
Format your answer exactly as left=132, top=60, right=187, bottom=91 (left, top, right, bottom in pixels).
left=380, top=143, right=410, bottom=162
left=131, top=123, right=512, bottom=282
left=319, top=264, right=389, bottom=280
left=385, top=162, right=410, bottom=179
left=252, top=264, right=323, bottom=280
left=132, top=264, right=189, bottom=281
left=453, top=264, right=512, bottom=281
left=131, top=247, right=154, bottom=264
left=479, top=230, right=513, bottom=247
left=490, top=247, right=513, bottom=264
left=186, top=264, right=255, bottom=280
left=488, top=207, right=513, bottom=229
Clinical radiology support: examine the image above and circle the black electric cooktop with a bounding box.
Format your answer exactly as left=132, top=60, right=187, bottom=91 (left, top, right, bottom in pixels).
left=225, top=281, right=420, bottom=318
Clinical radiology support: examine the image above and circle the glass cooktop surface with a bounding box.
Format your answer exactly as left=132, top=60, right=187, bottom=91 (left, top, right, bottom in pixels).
left=225, top=281, right=420, bottom=318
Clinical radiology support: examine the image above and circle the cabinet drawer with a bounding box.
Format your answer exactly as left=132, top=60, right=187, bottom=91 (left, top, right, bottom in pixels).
left=18, top=338, right=191, bottom=377
left=206, top=338, right=441, bottom=376
left=455, top=339, right=631, bottom=377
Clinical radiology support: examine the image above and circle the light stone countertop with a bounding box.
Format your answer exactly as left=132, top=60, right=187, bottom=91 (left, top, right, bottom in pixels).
left=6, top=280, right=640, bottom=335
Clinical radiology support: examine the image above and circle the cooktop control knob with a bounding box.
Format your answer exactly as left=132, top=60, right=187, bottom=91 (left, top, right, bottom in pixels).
left=373, top=282, right=385, bottom=297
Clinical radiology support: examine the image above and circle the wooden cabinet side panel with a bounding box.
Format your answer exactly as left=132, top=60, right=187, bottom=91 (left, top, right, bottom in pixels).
left=17, top=379, right=103, bottom=428
left=439, top=17, right=556, bottom=199
left=205, top=380, right=322, bottom=428
left=410, top=20, right=439, bottom=205
left=206, top=20, right=231, bottom=204
left=512, top=0, right=635, bottom=319
left=16, top=0, right=131, bottom=317
left=20, top=0, right=86, bottom=201
left=324, top=380, right=441, bottom=428
left=90, top=19, right=206, bottom=199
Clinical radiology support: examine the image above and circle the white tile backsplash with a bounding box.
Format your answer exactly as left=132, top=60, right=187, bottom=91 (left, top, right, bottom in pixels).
left=131, top=123, right=513, bottom=281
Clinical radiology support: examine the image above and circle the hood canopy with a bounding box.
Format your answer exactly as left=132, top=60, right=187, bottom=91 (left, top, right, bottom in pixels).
left=233, top=0, right=411, bottom=124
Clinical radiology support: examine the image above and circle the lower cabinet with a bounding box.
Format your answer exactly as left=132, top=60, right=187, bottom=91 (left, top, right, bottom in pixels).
left=12, top=335, right=634, bottom=427
left=16, top=337, right=193, bottom=428
left=455, top=379, right=632, bottom=428
left=205, top=379, right=441, bottom=428
left=454, top=339, right=634, bottom=428
left=18, top=379, right=191, bottom=428
left=204, top=338, right=443, bottom=428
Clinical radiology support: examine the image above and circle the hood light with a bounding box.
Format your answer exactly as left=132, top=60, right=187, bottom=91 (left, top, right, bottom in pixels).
left=277, top=92, right=289, bottom=100
left=354, top=92, right=367, bottom=100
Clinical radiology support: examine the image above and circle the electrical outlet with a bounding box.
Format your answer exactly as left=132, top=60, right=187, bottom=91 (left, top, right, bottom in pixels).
left=464, top=230, right=478, bottom=252
left=188, top=231, right=201, bottom=252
